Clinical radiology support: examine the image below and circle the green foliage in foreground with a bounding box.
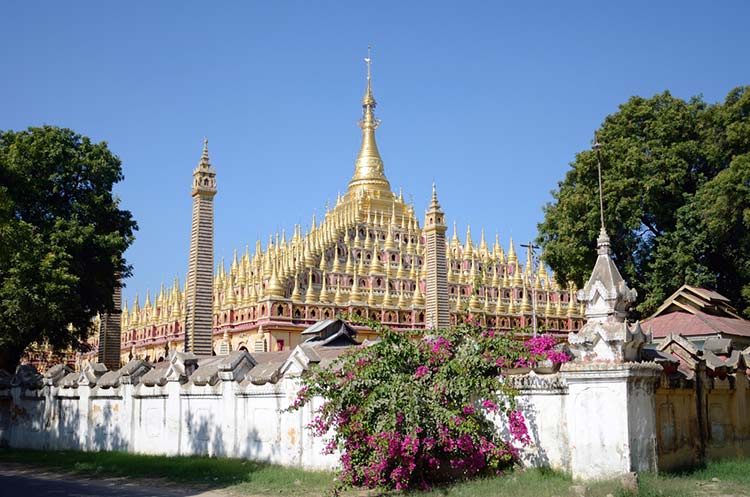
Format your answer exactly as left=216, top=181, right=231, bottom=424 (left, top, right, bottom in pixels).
left=4, top=448, right=750, bottom=496
left=538, top=86, right=750, bottom=318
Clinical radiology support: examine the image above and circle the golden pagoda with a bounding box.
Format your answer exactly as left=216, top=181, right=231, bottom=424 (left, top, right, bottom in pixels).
left=119, top=54, right=583, bottom=362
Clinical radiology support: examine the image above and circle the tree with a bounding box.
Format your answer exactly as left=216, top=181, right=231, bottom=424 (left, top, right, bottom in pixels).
left=0, top=126, right=137, bottom=371
left=538, top=87, right=750, bottom=318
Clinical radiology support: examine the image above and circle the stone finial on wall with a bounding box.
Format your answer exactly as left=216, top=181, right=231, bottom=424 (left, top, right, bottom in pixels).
left=217, top=350, right=256, bottom=382
left=568, top=229, right=650, bottom=363
left=165, top=352, right=199, bottom=383
left=79, top=362, right=108, bottom=386
left=118, top=359, right=153, bottom=385
left=43, top=364, right=73, bottom=387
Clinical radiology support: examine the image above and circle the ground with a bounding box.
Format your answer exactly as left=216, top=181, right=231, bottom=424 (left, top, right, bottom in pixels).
left=1, top=449, right=749, bottom=497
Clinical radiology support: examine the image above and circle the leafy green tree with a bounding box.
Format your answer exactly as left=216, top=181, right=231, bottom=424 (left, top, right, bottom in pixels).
left=0, top=126, right=137, bottom=371
left=538, top=87, right=750, bottom=318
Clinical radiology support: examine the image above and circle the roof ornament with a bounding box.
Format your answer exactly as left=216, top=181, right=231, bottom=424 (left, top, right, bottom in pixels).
left=594, top=131, right=605, bottom=234
left=593, top=131, right=611, bottom=256
left=567, top=132, right=649, bottom=363
left=348, top=46, right=391, bottom=196
left=364, top=45, right=372, bottom=82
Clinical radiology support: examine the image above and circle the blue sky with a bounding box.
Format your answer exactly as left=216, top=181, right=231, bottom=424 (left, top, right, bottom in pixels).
left=2, top=1, right=748, bottom=304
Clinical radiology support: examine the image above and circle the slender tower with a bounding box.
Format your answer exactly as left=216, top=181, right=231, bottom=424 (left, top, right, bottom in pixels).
left=98, top=277, right=122, bottom=370
left=423, top=183, right=450, bottom=329
left=185, top=138, right=217, bottom=355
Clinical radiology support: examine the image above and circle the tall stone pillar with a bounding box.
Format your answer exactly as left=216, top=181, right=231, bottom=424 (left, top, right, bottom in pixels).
left=98, top=277, right=122, bottom=370
left=423, top=184, right=450, bottom=329
left=185, top=139, right=217, bottom=356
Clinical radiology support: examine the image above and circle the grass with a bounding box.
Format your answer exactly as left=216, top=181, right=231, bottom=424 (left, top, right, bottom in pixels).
left=2, top=448, right=749, bottom=497
left=0, top=448, right=335, bottom=496
left=407, top=461, right=750, bottom=497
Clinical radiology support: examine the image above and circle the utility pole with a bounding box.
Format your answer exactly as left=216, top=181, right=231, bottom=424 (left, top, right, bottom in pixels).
left=521, top=242, right=539, bottom=337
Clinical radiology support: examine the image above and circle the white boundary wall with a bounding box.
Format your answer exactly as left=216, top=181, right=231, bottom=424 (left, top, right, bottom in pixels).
left=0, top=349, right=662, bottom=480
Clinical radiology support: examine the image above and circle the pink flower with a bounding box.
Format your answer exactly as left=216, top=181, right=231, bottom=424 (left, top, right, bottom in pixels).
left=414, top=365, right=430, bottom=378
left=508, top=409, right=531, bottom=445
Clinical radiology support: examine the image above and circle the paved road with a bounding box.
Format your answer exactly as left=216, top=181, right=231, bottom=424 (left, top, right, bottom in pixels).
left=0, top=465, right=226, bottom=497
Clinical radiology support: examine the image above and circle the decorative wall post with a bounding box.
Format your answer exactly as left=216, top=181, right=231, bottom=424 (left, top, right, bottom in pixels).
left=561, top=137, right=662, bottom=480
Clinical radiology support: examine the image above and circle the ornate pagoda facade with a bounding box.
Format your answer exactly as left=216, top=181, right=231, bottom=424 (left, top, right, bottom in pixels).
left=117, top=60, right=584, bottom=363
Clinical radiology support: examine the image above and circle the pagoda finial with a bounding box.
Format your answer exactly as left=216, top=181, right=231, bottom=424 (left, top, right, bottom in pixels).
left=428, top=182, right=442, bottom=212
left=593, top=131, right=611, bottom=255
left=348, top=46, right=391, bottom=197
left=363, top=45, right=374, bottom=106
left=199, top=137, right=210, bottom=168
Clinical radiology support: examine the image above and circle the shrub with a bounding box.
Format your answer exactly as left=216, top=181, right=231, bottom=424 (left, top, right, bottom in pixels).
left=289, top=321, right=567, bottom=493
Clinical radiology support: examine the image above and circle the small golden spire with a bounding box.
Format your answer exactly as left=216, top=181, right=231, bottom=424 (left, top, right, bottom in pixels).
left=369, top=237, right=383, bottom=274
left=495, top=287, right=506, bottom=314
left=507, top=236, right=517, bottom=263
left=350, top=269, right=362, bottom=303
left=567, top=287, right=578, bottom=317
left=520, top=283, right=532, bottom=313
left=334, top=277, right=346, bottom=306
left=290, top=273, right=302, bottom=303
left=368, top=279, right=379, bottom=306
left=397, top=281, right=408, bottom=307
left=412, top=280, right=425, bottom=307
left=319, top=272, right=330, bottom=303
left=382, top=277, right=393, bottom=307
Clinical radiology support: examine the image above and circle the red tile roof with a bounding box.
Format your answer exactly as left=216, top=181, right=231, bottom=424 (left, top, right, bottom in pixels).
left=644, top=310, right=750, bottom=338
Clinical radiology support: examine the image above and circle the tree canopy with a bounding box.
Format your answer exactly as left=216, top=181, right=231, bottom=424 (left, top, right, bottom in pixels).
left=0, top=126, right=137, bottom=371
left=538, top=86, right=750, bottom=318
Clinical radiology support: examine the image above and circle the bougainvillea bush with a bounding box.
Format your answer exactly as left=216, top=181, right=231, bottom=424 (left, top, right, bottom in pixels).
left=289, top=321, right=569, bottom=493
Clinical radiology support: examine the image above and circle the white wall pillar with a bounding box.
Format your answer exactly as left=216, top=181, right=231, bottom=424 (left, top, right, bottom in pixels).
left=562, top=362, right=661, bottom=480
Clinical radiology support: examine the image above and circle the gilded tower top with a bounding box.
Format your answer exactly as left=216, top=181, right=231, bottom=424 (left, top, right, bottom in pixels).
left=192, top=138, right=217, bottom=198
left=348, top=48, right=392, bottom=197
left=424, top=182, right=446, bottom=232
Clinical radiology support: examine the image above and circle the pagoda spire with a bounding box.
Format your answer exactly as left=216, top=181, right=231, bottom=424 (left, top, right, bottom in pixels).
left=348, top=47, right=392, bottom=197
left=423, top=182, right=450, bottom=329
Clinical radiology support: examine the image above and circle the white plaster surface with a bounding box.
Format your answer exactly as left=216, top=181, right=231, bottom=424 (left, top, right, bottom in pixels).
left=0, top=362, right=660, bottom=480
